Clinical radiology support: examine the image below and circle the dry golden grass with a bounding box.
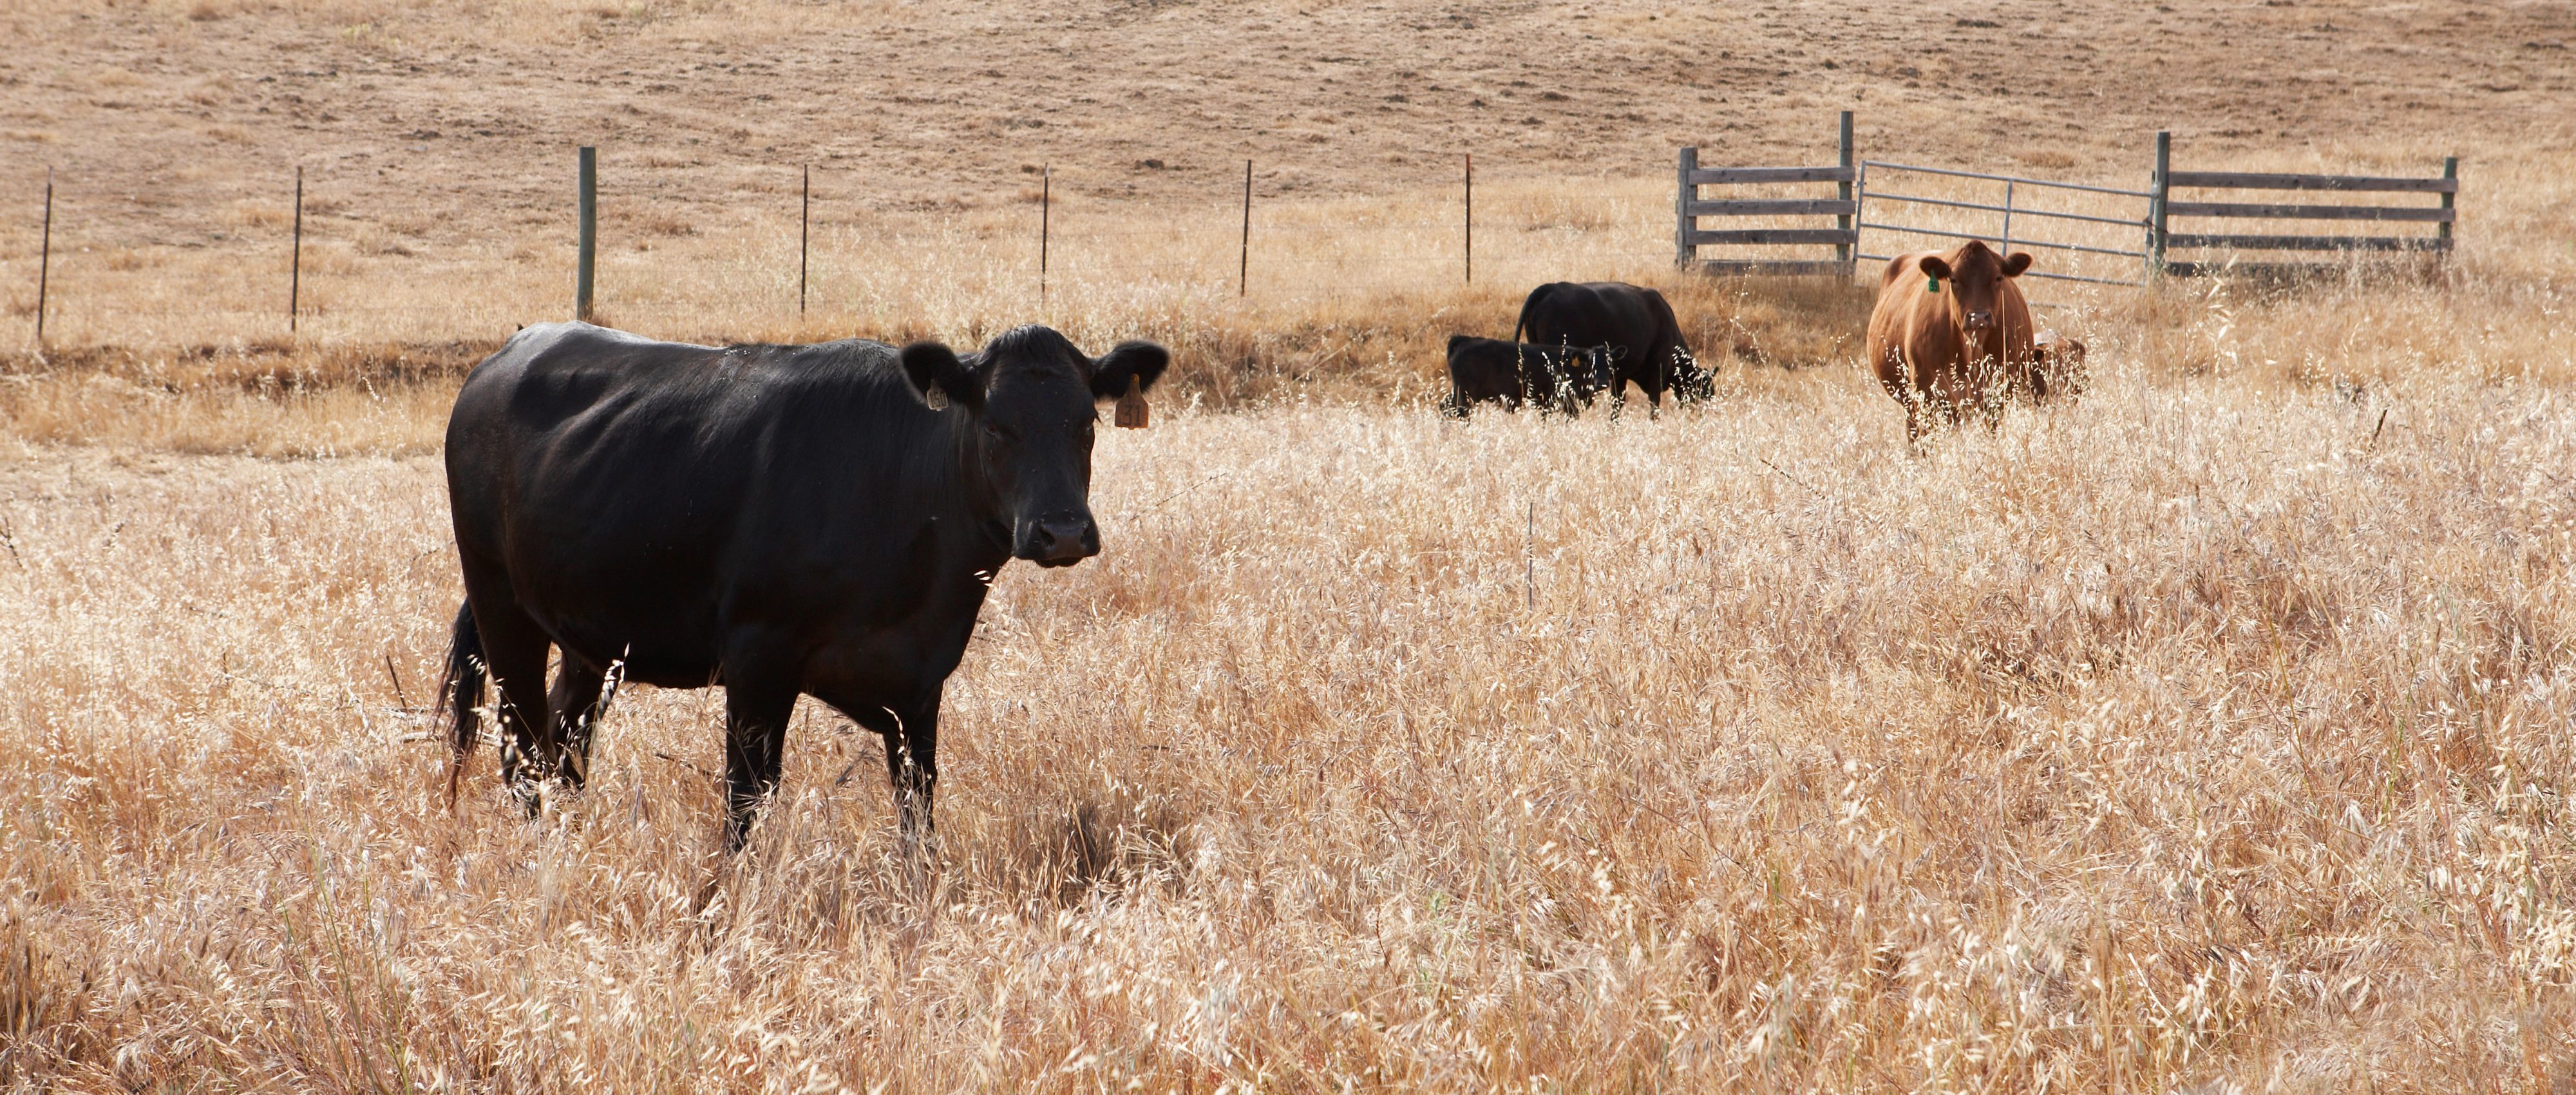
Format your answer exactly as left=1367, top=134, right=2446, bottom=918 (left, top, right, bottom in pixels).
left=6, top=332, right=2576, bottom=1089
left=7, top=0, right=2576, bottom=1089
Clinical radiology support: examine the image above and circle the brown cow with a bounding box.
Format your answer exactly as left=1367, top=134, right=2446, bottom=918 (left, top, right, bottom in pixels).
left=1865, top=239, right=2036, bottom=441
left=2032, top=332, right=2087, bottom=403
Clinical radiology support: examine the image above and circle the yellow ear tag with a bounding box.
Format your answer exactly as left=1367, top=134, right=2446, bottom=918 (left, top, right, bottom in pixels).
left=1113, top=374, right=1150, bottom=429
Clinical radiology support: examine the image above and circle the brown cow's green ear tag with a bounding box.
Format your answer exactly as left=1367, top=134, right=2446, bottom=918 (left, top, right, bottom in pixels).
left=1926, top=276, right=1940, bottom=294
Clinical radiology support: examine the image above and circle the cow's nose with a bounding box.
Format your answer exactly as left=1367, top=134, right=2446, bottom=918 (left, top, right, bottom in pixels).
left=1025, top=515, right=1099, bottom=566
left=1964, top=311, right=1994, bottom=330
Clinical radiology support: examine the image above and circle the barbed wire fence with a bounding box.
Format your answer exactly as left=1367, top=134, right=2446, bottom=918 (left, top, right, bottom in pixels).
left=7, top=149, right=1714, bottom=351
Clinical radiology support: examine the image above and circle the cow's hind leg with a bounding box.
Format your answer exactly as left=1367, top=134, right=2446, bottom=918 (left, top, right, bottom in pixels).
left=545, top=660, right=609, bottom=790
left=463, top=592, right=554, bottom=814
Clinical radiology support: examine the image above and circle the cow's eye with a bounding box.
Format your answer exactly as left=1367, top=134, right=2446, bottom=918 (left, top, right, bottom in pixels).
left=984, top=421, right=1015, bottom=443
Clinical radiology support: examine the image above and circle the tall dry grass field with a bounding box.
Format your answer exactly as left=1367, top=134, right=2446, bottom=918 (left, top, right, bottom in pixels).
left=6, top=270, right=2576, bottom=1090
left=9, top=0, right=2576, bottom=1089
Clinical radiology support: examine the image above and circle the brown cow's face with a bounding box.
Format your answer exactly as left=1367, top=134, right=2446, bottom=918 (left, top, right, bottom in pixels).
left=1918, top=241, right=2032, bottom=334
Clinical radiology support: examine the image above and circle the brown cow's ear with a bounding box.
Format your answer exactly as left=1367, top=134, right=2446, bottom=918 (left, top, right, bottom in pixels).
left=2003, top=252, right=2034, bottom=278
left=1088, top=340, right=1171, bottom=401
left=899, top=341, right=985, bottom=412
left=1918, top=256, right=1953, bottom=283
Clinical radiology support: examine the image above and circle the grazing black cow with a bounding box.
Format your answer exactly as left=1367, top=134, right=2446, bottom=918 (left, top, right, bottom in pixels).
left=1513, top=281, right=1711, bottom=410
left=1442, top=335, right=1622, bottom=416
left=439, top=321, right=1168, bottom=850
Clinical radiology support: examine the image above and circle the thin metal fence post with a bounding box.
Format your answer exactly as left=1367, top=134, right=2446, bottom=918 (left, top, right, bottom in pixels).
left=799, top=165, right=810, bottom=318
left=1852, top=161, right=1868, bottom=280
left=290, top=166, right=303, bottom=333
left=1463, top=152, right=1472, bottom=285
left=2149, top=131, right=2170, bottom=280
left=1040, top=164, right=1050, bottom=309
left=1674, top=146, right=1697, bottom=269
left=37, top=167, right=52, bottom=347
left=2000, top=178, right=2013, bottom=256
left=1238, top=159, right=1251, bottom=298
left=577, top=146, right=596, bottom=321
left=1837, top=111, right=1854, bottom=274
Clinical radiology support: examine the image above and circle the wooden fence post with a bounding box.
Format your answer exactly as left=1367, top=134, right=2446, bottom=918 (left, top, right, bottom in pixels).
left=1463, top=152, right=1473, bottom=285
left=289, top=166, right=303, bottom=333
left=1238, top=159, right=1251, bottom=298
left=799, top=164, right=810, bottom=318
left=577, top=146, right=596, bottom=321
left=1836, top=111, right=1854, bottom=272
left=35, top=167, right=52, bottom=347
left=1674, top=146, right=1697, bottom=269
left=2438, top=155, right=2457, bottom=247
left=2148, top=131, right=2170, bottom=280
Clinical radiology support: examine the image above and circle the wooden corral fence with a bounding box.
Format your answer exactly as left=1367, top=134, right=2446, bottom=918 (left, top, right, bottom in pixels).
left=2151, top=131, right=2458, bottom=278
left=1673, top=110, right=1857, bottom=278
left=1681, top=119, right=2460, bottom=285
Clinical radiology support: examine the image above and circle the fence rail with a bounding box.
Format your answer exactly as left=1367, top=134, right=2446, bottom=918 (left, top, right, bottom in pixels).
left=2164, top=171, right=2458, bottom=194
left=2163, top=233, right=2451, bottom=252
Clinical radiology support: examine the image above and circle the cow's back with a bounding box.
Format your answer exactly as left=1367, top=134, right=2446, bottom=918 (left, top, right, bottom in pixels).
left=446, top=323, right=945, bottom=683
left=447, top=323, right=761, bottom=571
left=1518, top=282, right=1685, bottom=390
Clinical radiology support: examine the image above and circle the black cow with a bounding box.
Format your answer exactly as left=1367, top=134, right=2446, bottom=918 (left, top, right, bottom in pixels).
left=438, top=321, right=1169, bottom=850
left=1513, top=281, right=1711, bottom=410
left=1442, top=335, right=1622, bottom=417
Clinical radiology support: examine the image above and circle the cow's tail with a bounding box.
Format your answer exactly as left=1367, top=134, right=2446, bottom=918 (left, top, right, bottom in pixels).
left=439, top=600, right=486, bottom=805
left=1511, top=285, right=1548, bottom=346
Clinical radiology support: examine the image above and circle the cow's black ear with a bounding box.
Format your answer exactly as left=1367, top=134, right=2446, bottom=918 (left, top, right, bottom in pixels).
left=1088, top=340, right=1171, bottom=400
left=1918, top=256, right=1953, bottom=283
left=899, top=341, right=985, bottom=411
left=2002, top=252, right=2034, bottom=278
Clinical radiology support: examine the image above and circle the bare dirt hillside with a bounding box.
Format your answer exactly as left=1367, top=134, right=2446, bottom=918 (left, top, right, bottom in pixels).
left=4, top=0, right=2570, bottom=253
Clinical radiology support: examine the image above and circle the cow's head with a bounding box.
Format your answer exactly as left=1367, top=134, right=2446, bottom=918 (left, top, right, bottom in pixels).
left=1669, top=347, right=1714, bottom=404
left=2032, top=336, right=2088, bottom=403
left=899, top=326, right=1170, bottom=567
left=1918, top=240, right=2032, bottom=334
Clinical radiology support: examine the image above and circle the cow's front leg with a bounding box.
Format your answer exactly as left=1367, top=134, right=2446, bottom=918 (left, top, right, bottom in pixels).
left=889, top=693, right=943, bottom=843
left=719, top=663, right=799, bottom=852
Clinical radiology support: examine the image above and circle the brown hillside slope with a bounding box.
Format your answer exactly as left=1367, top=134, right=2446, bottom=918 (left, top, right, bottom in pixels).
left=3, top=0, right=2568, bottom=255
